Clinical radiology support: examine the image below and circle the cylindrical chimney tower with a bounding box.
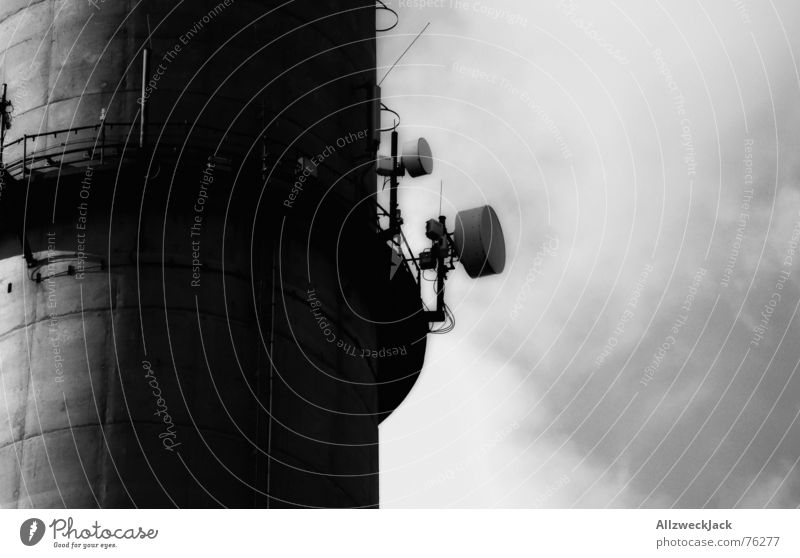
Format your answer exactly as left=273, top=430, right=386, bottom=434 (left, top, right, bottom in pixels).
left=0, top=1, right=427, bottom=508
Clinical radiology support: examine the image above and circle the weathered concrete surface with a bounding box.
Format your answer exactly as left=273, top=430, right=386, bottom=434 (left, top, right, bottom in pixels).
left=0, top=1, right=427, bottom=508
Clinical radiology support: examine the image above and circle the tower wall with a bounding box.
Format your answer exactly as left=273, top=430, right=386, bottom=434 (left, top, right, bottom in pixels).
left=0, top=0, right=426, bottom=508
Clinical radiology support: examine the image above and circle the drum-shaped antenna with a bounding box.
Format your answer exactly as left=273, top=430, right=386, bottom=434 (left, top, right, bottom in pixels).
left=453, top=205, right=506, bottom=278
left=401, top=137, right=433, bottom=177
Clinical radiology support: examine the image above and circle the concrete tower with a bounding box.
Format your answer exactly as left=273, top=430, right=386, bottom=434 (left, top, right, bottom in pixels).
left=0, top=0, right=427, bottom=508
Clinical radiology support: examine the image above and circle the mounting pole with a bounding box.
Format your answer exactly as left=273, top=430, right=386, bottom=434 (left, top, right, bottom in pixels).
left=139, top=47, right=150, bottom=149
left=423, top=214, right=448, bottom=323
left=433, top=214, right=448, bottom=321
left=389, top=129, right=399, bottom=235
left=0, top=83, right=8, bottom=165
left=378, top=129, right=401, bottom=243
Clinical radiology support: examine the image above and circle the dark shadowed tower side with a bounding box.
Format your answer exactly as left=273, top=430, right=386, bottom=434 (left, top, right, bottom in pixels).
left=0, top=0, right=427, bottom=508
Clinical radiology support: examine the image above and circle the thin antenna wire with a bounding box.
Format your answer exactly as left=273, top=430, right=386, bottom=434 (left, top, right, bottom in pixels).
left=146, top=14, right=153, bottom=48
left=378, top=22, right=431, bottom=86
left=439, top=179, right=443, bottom=216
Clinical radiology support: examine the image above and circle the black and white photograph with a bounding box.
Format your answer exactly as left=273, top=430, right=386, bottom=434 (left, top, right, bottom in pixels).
left=0, top=0, right=799, bottom=555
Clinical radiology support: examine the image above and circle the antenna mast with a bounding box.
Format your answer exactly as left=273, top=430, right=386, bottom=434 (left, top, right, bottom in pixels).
left=0, top=84, right=10, bottom=165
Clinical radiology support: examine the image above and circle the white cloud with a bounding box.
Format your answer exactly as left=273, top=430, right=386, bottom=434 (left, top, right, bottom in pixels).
left=380, top=0, right=800, bottom=508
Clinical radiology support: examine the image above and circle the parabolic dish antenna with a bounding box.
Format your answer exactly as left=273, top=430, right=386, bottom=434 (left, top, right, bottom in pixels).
left=453, top=205, right=506, bottom=278
left=401, top=137, right=433, bottom=177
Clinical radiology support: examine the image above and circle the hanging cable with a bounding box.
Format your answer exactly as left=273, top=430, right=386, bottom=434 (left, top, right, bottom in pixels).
left=431, top=303, right=455, bottom=334
left=375, top=1, right=399, bottom=32
left=421, top=269, right=437, bottom=282
left=379, top=104, right=401, bottom=132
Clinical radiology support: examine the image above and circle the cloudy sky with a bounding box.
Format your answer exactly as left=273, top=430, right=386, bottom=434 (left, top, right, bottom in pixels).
left=377, top=0, right=800, bottom=508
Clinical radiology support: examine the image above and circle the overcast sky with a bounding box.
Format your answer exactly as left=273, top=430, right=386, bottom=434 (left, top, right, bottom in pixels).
left=377, top=0, right=800, bottom=508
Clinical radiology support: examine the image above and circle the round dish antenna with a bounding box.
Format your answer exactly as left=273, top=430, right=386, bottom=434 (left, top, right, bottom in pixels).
left=453, top=205, right=506, bottom=278
left=401, top=137, right=433, bottom=177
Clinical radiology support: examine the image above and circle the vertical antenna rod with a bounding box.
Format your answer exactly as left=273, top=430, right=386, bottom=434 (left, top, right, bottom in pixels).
left=389, top=129, right=399, bottom=235
left=140, top=48, right=150, bottom=149
left=0, top=83, right=8, bottom=165
left=439, top=179, right=443, bottom=216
